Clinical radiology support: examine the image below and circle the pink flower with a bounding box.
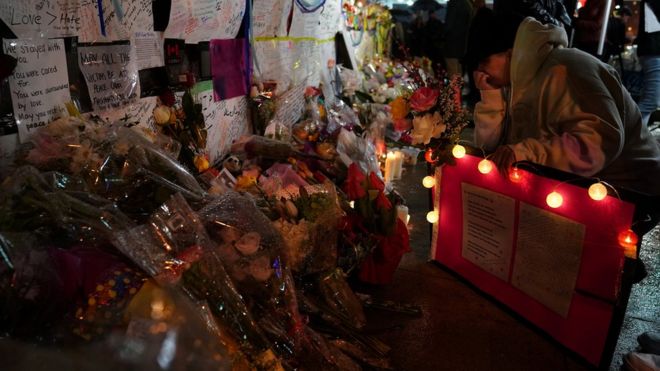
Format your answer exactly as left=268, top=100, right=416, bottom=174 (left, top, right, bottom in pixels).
left=409, top=87, right=439, bottom=112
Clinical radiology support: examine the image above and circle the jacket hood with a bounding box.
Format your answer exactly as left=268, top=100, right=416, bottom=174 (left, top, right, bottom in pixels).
left=510, top=18, right=568, bottom=92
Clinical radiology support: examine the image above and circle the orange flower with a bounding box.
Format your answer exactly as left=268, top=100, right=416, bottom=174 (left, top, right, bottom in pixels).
left=389, top=96, right=409, bottom=120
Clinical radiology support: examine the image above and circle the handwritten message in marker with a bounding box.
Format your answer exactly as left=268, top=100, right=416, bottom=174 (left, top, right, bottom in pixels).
left=0, top=0, right=81, bottom=38
left=3, top=39, right=70, bottom=143
left=78, top=44, right=141, bottom=112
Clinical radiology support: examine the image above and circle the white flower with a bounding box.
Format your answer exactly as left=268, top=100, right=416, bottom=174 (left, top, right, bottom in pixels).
left=411, top=112, right=446, bottom=145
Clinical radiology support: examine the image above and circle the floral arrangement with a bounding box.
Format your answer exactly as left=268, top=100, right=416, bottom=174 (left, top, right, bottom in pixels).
left=407, top=74, right=469, bottom=167
left=153, top=87, right=209, bottom=173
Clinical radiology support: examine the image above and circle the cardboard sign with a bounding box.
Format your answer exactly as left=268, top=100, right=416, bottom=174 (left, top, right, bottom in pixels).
left=3, top=38, right=70, bottom=143
left=78, top=44, right=140, bottom=112
left=431, top=154, right=636, bottom=367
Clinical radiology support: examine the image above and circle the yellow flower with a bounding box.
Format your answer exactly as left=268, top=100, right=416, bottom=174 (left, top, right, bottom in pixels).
left=153, top=105, right=171, bottom=125
left=389, top=96, right=409, bottom=120
left=193, top=155, right=210, bottom=172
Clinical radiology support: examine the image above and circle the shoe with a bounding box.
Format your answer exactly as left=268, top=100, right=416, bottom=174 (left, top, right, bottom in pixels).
left=623, top=352, right=660, bottom=371
left=639, top=332, right=660, bottom=356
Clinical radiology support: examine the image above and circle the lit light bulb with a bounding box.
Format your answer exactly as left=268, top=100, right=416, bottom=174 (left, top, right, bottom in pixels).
left=478, top=159, right=493, bottom=174
left=426, top=210, right=439, bottom=223
left=451, top=144, right=466, bottom=159
left=509, top=167, right=523, bottom=183
left=546, top=191, right=563, bottom=208
left=588, top=182, right=607, bottom=201
left=422, top=175, right=436, bottom=188
left=424, top=149, right=434, bottom=163
left=618, top=229, right=638, bottom=258
left=349, top=201, right=355, bottom=208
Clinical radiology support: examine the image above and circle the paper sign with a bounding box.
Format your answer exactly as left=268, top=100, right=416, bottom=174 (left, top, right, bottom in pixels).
left=272, top=82, right=306, bottom=126
left=3, top=39, right=70, bottom=143
left=252, top=0, right=292, bottom=37
left=132, top=31, right=164, bottom=70
left=210, top=39, right=250, bottom=101
left=164, top=0, right=245, bottom=43
left=317, top=0, right=341, bottom=40
left=78, top=0, right=153, bottom=42
left=196, top=90, right=250, bottom=162
left=254, top=40, right=294, bottom=86
left=95, top=96, right=158, bottom=131
left=78, top=44, right=140, bottom=112
left=0, top=0, right=80, bottom=38
left=288, top=3, right=321, bottom=38
left=461, top=183, right=515, bottom=281
left=512, top=203, right=585, bottom=318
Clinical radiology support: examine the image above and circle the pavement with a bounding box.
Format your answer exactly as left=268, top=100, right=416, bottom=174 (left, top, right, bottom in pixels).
left=356, top=161, right=660, bottom=371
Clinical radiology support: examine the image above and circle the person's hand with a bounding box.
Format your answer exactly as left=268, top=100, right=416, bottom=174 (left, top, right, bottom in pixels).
left=473, top=70, right=498, bottom=91
left=489, top=145, right=516, bottom=176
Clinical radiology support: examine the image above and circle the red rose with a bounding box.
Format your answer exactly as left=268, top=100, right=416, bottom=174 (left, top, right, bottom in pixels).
left=375, top=191, right=392, bottom=210
left=159, top=88, right=176, bottom=107
left=393, top=118, right=411, bottom=132
left=343, top=163, right=367, bottom=200
left=409, top=87, right=439, bottom=112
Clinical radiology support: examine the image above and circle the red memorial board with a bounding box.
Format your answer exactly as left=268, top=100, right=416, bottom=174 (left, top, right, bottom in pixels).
left=431, top=154, right=636, bottom=367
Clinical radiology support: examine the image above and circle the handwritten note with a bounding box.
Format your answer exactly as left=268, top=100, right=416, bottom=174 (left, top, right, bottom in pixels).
left=79, top=0, right=153, bottom=42
left=254, top=41, right=294, bottom=87
left=3, top=39, right=70, bottom=143
left=317, top=0, right=341, bottom=40
left=461, top=183, right=516, bottom=281
left=288, top=3, right=320, bottom=38
left=95, top=96, right=158, bottom=131
left=512, top=203, right=585, bottom=318
left=252, top=0, right=292, bottom=37
left=78, top=44, right=140, bottom=112
left=164, top=0, right=245, bottom=43
left=196, top=89, right=250, bottom=162
left=0, top=0, right=80, bottom=38
left=272, top=82, right=306, bottom=126
left=132, top=31, right=164, bottom=70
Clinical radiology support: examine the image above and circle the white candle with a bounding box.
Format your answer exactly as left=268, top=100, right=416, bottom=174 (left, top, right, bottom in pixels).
left=385, top=151, right=396, bottom=183
left=396, top=205, right=409, bottom=224
left=393, top=151, right=404, bottom=179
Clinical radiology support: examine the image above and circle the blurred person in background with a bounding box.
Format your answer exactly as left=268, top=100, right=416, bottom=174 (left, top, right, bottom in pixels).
left=636, top=0, right=660, bottom=129
left=574, top=0, right=608, bottom=58
left=444, top=0, right=483, bottom=77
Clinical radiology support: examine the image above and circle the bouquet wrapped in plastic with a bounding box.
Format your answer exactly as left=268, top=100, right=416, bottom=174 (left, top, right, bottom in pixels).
left=112, top=193, right=283, bottom=370
left=200, top=191, right=361, bottom=370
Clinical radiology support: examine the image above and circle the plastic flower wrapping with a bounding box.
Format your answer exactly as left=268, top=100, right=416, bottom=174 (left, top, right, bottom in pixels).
left=0, top=87, right=411, bottom=369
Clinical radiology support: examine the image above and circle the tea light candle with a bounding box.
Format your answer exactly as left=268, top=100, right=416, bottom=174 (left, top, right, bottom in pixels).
left=397, top=205, right=409, bottom=224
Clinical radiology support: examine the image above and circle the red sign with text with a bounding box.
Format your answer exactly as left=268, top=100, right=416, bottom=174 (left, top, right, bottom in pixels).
left=432, top=155, right=635, bottom=366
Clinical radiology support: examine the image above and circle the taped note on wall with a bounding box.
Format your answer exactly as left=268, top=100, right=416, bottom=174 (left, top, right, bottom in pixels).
left=3, top=38, right=70, bottom=143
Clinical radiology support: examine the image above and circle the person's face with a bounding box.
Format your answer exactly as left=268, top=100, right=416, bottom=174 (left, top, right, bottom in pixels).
left=476, top=50, right=512, bottom=88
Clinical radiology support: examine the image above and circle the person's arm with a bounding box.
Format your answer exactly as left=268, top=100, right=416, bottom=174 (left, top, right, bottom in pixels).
left=507, top=68, right=623, bottom=177
left=473, top=70, right=506, bottom=151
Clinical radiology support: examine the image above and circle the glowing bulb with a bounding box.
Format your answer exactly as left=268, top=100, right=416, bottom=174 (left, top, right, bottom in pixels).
left=477, top=159, right=493, bottom=174
left=426, top=210, right=439, bottom=223
left=509, top=167, right=523, bottom=183
left=424, top=149, right=434, bottom=163
left=618, top=229, right=638, bottom=258
left=588, top=182, right=607, bottom=201
left=451, top=144, right=466, bottom=158
left=349, top=201, right=355, bottom=208
left=422, top=176, right=435, bottom=188
left=546, top=191, right=563, bottom=208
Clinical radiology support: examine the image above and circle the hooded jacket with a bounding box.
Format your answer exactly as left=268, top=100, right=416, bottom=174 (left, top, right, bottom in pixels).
left=474, top=17, right=660, bottom=195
